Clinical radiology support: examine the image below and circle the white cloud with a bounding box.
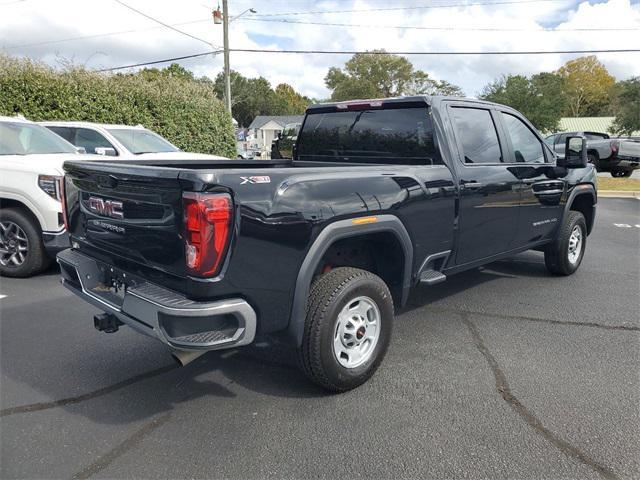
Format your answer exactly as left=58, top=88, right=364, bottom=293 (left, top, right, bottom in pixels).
left=1, top=0, right=639, bottom=99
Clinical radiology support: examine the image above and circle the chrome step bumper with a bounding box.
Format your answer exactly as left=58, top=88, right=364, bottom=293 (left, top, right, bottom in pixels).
left=57, top=248, right=256, bottom=351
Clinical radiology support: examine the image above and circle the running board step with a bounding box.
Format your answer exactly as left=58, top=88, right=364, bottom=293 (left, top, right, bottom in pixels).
left=419, top=270, right=447, bottom=286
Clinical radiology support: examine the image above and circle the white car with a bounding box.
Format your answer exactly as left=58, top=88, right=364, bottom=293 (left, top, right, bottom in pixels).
left=40, top=121, right=228, bottom=161
left=0, top=116, right=100, bottom=277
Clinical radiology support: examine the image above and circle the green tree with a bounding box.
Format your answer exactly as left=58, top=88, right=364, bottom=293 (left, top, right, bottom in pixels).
left=556, top=55, right=615, bottom=117
left=214, top=72, right=309, bottom=127
left=406, top=71, right=464, bottom=96
left=480, top=72, right=567, bottom=132
left=273, top=83, right=310, bottom=115
left=609, top=77, right=640, bottom=136
left=139, top=63, right=195, bottom=81
left=325, top=50, right=463, bottom=101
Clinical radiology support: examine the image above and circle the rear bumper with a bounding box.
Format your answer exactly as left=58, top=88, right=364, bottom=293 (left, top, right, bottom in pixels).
left=601, top=156, right=640, bottom=170
left=56, top=248, right=256, bottom=352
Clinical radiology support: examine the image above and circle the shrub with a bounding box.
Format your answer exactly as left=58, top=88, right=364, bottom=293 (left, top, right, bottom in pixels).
left=0, top=55, right=236, bottom=158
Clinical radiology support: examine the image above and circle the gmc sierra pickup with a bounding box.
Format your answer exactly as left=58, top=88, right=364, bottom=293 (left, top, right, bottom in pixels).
left=57, top=96, right=597, bottom=392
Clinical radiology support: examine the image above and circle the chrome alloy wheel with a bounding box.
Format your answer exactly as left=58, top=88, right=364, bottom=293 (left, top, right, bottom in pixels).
left=567, top=225, right=583, bottom=264
left=333, top=296, right=381, bottom=368
left=0, top=221, right=29, bottom=267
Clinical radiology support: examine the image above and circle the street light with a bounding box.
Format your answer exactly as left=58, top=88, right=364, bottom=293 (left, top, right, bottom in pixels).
left=231, top=8, right=256, bottom=22
left=214, top=3, right=256, bottom=114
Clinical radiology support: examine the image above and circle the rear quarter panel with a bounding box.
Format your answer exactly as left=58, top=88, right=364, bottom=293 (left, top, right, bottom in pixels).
left=207, top=165, right=455, bottom=335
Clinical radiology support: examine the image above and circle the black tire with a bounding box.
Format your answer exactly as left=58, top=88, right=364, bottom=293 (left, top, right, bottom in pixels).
left=0, top=208, right=51, bottom=278
left=300, top=267, right=393, bottom=392
left=611, top=169, right=632, bottom=178
left=544, top=211, right=587, bottom=276
left=587, top=152, right=600, bottom=171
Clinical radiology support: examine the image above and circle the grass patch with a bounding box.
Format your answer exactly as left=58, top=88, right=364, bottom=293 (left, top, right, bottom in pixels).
left=597, top=177, right=640, bottom=192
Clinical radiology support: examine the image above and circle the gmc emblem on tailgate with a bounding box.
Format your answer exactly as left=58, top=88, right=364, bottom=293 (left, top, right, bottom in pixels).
left=88, top=196, right=124, bottom=219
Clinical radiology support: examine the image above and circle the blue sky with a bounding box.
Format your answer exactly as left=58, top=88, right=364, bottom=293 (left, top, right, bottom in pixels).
left=1, top=0, right=639, bottom=99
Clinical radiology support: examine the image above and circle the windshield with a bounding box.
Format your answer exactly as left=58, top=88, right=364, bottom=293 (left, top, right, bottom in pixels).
left=296, top=106, right=442, bottom=165
left=107, top=128, right=179, bottom=154
left=0, top=122, right=78, bottom=155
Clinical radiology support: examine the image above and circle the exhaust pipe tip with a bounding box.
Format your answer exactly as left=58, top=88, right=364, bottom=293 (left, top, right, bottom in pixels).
left=171, top=349, right=206, bottom=366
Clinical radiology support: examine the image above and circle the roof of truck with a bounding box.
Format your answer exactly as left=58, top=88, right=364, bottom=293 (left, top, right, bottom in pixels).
left=38, top=121, right=147, bottom=129
left=305, top=96, right=497, bottom=112
left=0, top=115, right=32, bottom=123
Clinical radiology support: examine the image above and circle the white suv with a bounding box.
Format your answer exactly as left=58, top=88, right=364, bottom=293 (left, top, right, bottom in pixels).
left=40, top=121, right=227, bottom=161
left=0, top=116, right=99, bottom=277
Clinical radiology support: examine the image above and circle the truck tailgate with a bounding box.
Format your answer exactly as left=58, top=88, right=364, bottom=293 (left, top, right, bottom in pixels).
left=63, top=161, right=188, bottom=278
left=618, top=139, right=640, bottom=159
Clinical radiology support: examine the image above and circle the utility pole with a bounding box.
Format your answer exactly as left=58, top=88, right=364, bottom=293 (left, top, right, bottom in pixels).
left=222, top=0, right=231, bottom=114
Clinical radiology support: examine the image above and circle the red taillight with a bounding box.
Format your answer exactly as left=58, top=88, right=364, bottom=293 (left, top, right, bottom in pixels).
left=183, top=192, right=232, bottom=277
left=610, top=140, right=619, bottom=154
left=58, top=176, right=70, bottom=232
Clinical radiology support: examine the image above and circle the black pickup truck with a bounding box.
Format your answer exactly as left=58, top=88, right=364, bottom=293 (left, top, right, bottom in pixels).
left=57, top=96, right=597, bottom=391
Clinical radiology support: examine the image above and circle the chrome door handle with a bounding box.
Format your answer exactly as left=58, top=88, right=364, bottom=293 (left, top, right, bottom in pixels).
left=460, top=181, right=483, bottom=189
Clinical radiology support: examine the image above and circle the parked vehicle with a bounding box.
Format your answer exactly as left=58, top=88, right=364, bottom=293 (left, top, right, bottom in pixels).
left=236, top=144, right=262, bottom=160
left=57, top=96, right=596, bottom=391
left=271, top=122, right=301, bottom=159
left=545, top=131, right=640, bottom=177
left=0, top=116, right=100, bottom=277
left=41, top=121, right=228, bottom=161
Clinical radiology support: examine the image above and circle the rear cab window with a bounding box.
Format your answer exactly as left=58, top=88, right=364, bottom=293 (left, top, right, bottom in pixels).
left=296, top=105, right=442, bottom=165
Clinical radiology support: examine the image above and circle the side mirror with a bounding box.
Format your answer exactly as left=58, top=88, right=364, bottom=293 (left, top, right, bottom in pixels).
left=558, top=135, right=587, bottom=168
left=94, top=147, right=117, bottom=157
left=75, top=146, right=87, bottom=154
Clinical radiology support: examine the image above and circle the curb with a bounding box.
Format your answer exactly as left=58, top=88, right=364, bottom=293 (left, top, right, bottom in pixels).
left=598, top=190, right=640, bottom=198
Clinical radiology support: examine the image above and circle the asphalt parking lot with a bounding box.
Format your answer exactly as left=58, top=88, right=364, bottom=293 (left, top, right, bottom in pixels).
left=1, top=197, right=638, bottom=479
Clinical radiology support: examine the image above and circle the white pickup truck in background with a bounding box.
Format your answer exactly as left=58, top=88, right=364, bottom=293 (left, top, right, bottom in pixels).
left=40, top=121, right=228, bottom=162
left=545, top=131, right=640, bottom=177
left=0, top=116, right=103, bottom=277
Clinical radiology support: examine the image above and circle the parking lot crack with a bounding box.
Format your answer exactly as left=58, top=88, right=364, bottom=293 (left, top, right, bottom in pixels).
left=427, top=306, right=639, bottom=332
left=462, top=315, right=619, bottom=480
left=0, top=364, right=177, bottom=418
left=71, top=412, right=172, bottom=480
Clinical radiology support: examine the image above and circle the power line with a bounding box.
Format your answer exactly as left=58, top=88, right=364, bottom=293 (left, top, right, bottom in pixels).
left=112, top=0, right=213, bottom=47
left=96, top=47, right=640, bottom=72
left=249, top=0, right=562, bottom=17
left=240, top=17, right=639, bottom=32
left=96, top=50, right=222, bottom=72
left=4, top=19, right=209, bottom=49
left=231, top=48, right=640, bottom=55
left=7, top=13, right=633, bottom=51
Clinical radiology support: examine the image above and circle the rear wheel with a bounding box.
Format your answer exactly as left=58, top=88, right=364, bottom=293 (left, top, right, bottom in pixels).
left=0, top=208, right=50, bottom=277
left=299, top=267, right=393, bottom=392
left=611, top=169, right=633, bottom=178
left=544, top=211, right=586, bottom=276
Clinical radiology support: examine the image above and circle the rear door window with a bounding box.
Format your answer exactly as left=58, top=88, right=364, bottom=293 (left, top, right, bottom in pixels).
left=450, top=107, right=503, bottom=164
left=46, top=126, right=74, bottom=143
left=74, top=128, right=116, bottom=155
left=296, top=106, right=442, bottom=165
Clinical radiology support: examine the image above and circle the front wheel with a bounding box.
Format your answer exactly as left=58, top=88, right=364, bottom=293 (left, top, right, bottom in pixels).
left=299, top=267, right=393, bottom=392
left=0, top=208, right=51, bottom=277
left=544, top=211, right=587, bottom=276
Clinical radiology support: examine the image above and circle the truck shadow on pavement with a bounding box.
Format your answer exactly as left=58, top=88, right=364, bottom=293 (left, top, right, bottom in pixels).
left=1, top=252, right=552, bottom=426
